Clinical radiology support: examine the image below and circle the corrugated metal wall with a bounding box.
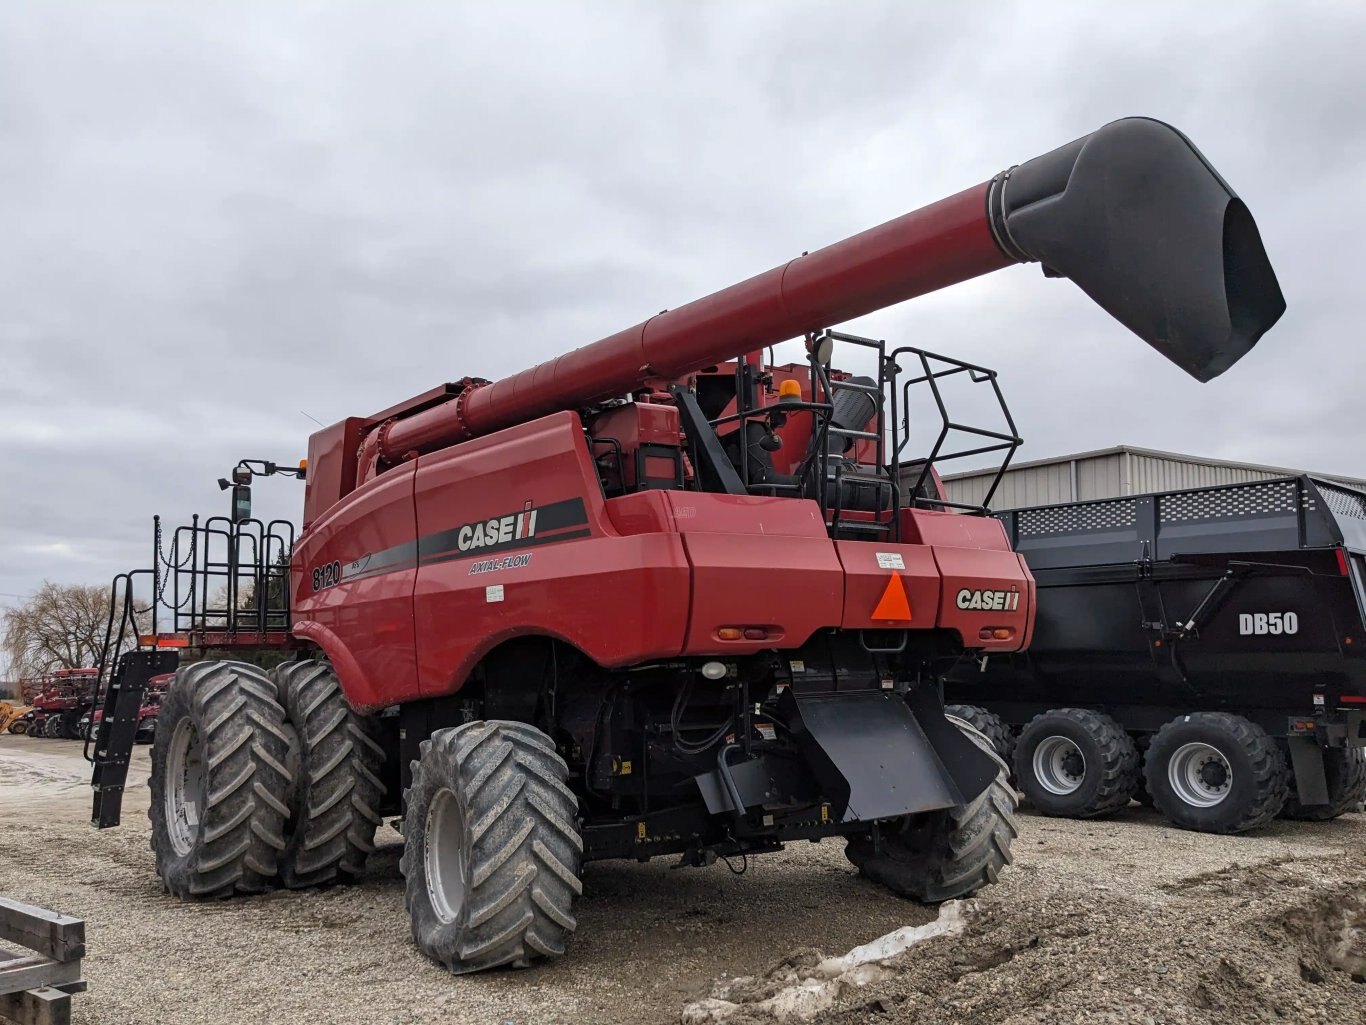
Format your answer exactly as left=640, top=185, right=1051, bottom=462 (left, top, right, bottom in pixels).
left=1125, top=453, right=1282, bottom=494
left=945, top=460, right=1076, bottom=509
left=943, top=450, right=1291, bottom=510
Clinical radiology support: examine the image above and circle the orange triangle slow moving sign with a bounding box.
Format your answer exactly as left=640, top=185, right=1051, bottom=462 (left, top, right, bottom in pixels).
left=872, top=572, right=913, bottom=622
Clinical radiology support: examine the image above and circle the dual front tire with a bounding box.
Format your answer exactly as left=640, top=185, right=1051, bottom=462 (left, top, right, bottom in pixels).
left=149, top=660, right=385, bottom=899
left=149, top=665, right=585, bottom=974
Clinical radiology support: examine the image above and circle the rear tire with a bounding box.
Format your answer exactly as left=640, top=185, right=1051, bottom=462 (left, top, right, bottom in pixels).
left=43, top=716, right=63, bottom=739
left=274, top=660, right=386, bottom=888
left=59, top=709, right=83, bottom=739
left=401, top=721, right=583, bottom=973
left=944, top=704, right=1015, bottom=766
left=9, top=719, right=28, bottom=735
left=1013, top=708, right=1139, bottom=818
left=845, top=719, right=1018, bottom=902
left=149, top=661, right=296, bottom=898
left=1281, top=746, right=1366, bottom=821
left=1144, top=712, right=1287, bottom=834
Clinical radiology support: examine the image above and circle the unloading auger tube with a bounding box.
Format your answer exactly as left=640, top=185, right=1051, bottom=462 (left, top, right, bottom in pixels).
left=367, top=116, right=1283, bottom=465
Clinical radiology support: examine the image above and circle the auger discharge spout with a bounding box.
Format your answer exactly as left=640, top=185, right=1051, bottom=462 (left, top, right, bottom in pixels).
left=373, top=117, right=1283, bottom=463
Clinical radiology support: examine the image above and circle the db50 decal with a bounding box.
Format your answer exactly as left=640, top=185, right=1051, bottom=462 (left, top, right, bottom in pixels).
left=1239, top=612, right=1299, bottom=636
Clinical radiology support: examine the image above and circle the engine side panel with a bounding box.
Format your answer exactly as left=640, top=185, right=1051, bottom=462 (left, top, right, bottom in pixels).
left=410, top=413, right=690, bottom=697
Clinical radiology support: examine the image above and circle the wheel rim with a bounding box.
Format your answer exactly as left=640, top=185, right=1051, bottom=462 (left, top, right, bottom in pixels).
left=1033, top=735, right=1087, bottom=795
left=425, top=787, right=468, bottom=925
left=165, top=719, right=206, bottom=855
left=1167, top=742, right=1232, bottom=807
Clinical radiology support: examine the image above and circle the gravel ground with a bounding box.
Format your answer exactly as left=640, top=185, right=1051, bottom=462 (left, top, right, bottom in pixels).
left=1, top=735, right=1362, bottom=1025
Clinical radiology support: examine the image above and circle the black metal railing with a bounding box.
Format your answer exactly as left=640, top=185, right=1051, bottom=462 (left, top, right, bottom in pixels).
left=708, top=330, right=1022, bottom=541
left=160, top=515, right=294, bottom=637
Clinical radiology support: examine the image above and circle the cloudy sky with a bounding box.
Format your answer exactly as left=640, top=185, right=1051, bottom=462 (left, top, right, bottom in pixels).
left=2, top=0, right=1364, bottom=621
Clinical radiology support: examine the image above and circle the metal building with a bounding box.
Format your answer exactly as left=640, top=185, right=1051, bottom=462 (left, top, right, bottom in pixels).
left=941, top=445, right=1366, bottom=510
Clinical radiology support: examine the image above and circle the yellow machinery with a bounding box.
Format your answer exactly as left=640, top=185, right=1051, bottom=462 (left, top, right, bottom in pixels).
left=0, top=702, right=32, bottom=734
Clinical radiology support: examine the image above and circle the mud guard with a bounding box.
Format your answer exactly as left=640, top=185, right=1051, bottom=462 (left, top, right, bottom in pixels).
left=778, top=685, right=1000, bottom=823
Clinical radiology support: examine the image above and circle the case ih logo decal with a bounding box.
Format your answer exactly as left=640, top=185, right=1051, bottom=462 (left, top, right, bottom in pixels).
left=309, top=498, right=590, bottom=590
left=456, top=501, right=539, bottom=553
left=956, top=588, right=1021, bottom=612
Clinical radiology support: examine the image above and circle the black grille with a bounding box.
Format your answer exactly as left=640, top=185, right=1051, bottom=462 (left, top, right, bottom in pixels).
left=1317, top=481, right=1366, bottom=521
left=1017, top=499, right=1138, bottom=536
left=1159, top=480, right=1298, bottom=523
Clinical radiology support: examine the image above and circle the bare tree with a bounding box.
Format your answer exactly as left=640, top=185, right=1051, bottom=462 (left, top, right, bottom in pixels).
left=1, top=582, right=146, bottom=679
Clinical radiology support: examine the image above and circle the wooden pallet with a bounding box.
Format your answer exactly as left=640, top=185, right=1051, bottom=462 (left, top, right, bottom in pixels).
left=0, top=899, right=84, bottom=1025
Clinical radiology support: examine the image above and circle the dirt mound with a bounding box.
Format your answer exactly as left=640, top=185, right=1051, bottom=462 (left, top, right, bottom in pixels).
left=685, top=852, right=1366, bottom=1025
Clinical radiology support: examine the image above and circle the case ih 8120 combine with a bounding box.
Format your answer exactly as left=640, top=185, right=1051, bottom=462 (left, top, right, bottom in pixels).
left=88, top=118, right=1283, bottom=972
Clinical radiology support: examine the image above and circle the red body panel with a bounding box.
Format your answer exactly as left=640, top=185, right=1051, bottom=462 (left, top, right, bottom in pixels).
left=302, top=417, right=365, bottom=531
left=932, top=547, right=1034, bottom=651
left=834, top=542, right=941, bottom=631
left=900, top=508, right=1013, bottom=551
left=409, top=413, right=689, bottom=699
left=664, top=495, right=844, bottom=654
left=680, top=532, right=843, bottom=652
left=292, top=461, right=421, bottom=710
left=292, top=412, right=1037, bottom=709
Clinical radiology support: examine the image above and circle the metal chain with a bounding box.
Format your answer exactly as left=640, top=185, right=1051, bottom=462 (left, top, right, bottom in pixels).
left=153, top=520, right=198, bottom=612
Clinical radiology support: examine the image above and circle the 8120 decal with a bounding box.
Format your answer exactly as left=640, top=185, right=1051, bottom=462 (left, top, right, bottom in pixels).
left=312, top=560, right=342, bottom=592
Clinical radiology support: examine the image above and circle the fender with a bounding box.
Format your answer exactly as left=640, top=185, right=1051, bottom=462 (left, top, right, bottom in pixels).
left=291, top=620, right=406, bottom=714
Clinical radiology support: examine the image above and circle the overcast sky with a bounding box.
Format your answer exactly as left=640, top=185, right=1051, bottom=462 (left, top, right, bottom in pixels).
left=2, top=0, right=1364, bottom=624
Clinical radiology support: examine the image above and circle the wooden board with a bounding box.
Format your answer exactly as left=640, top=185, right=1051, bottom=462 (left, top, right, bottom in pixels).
left=0, top=902, right=83, bottom=963
left=0, top=987, right=71, bottom=1025
left=0, top=901, right=83, bottom=1025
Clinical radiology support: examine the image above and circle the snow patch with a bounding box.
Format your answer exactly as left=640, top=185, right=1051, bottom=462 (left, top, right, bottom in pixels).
left=681, top=901, right=967, bottom=1023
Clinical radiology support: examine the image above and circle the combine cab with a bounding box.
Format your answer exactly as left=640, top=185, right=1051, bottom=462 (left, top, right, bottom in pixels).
left=91, top=117, right=1284, bottom=972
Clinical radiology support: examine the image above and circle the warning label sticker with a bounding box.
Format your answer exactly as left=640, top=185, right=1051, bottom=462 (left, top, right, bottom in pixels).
left=876, top=552, right=905, bottom=570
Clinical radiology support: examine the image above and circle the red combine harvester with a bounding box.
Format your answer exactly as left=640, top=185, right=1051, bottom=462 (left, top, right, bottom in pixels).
left=24, top=669, right=100, bottom=739
left=89, top=118, right=1283, bottom=972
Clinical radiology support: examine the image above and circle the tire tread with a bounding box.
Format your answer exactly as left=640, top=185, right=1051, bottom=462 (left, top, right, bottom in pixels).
left=1145, top=711, right=1287, bottom=834
left=401, top=721, right=582, bottom=973
left=846, top=721, right=1018, bottom=902
left=274, top=660, right=386, bottom=888
left=149, top=661, right=294, bottom=899
left=1015, top=707, right=1140, bottom=818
